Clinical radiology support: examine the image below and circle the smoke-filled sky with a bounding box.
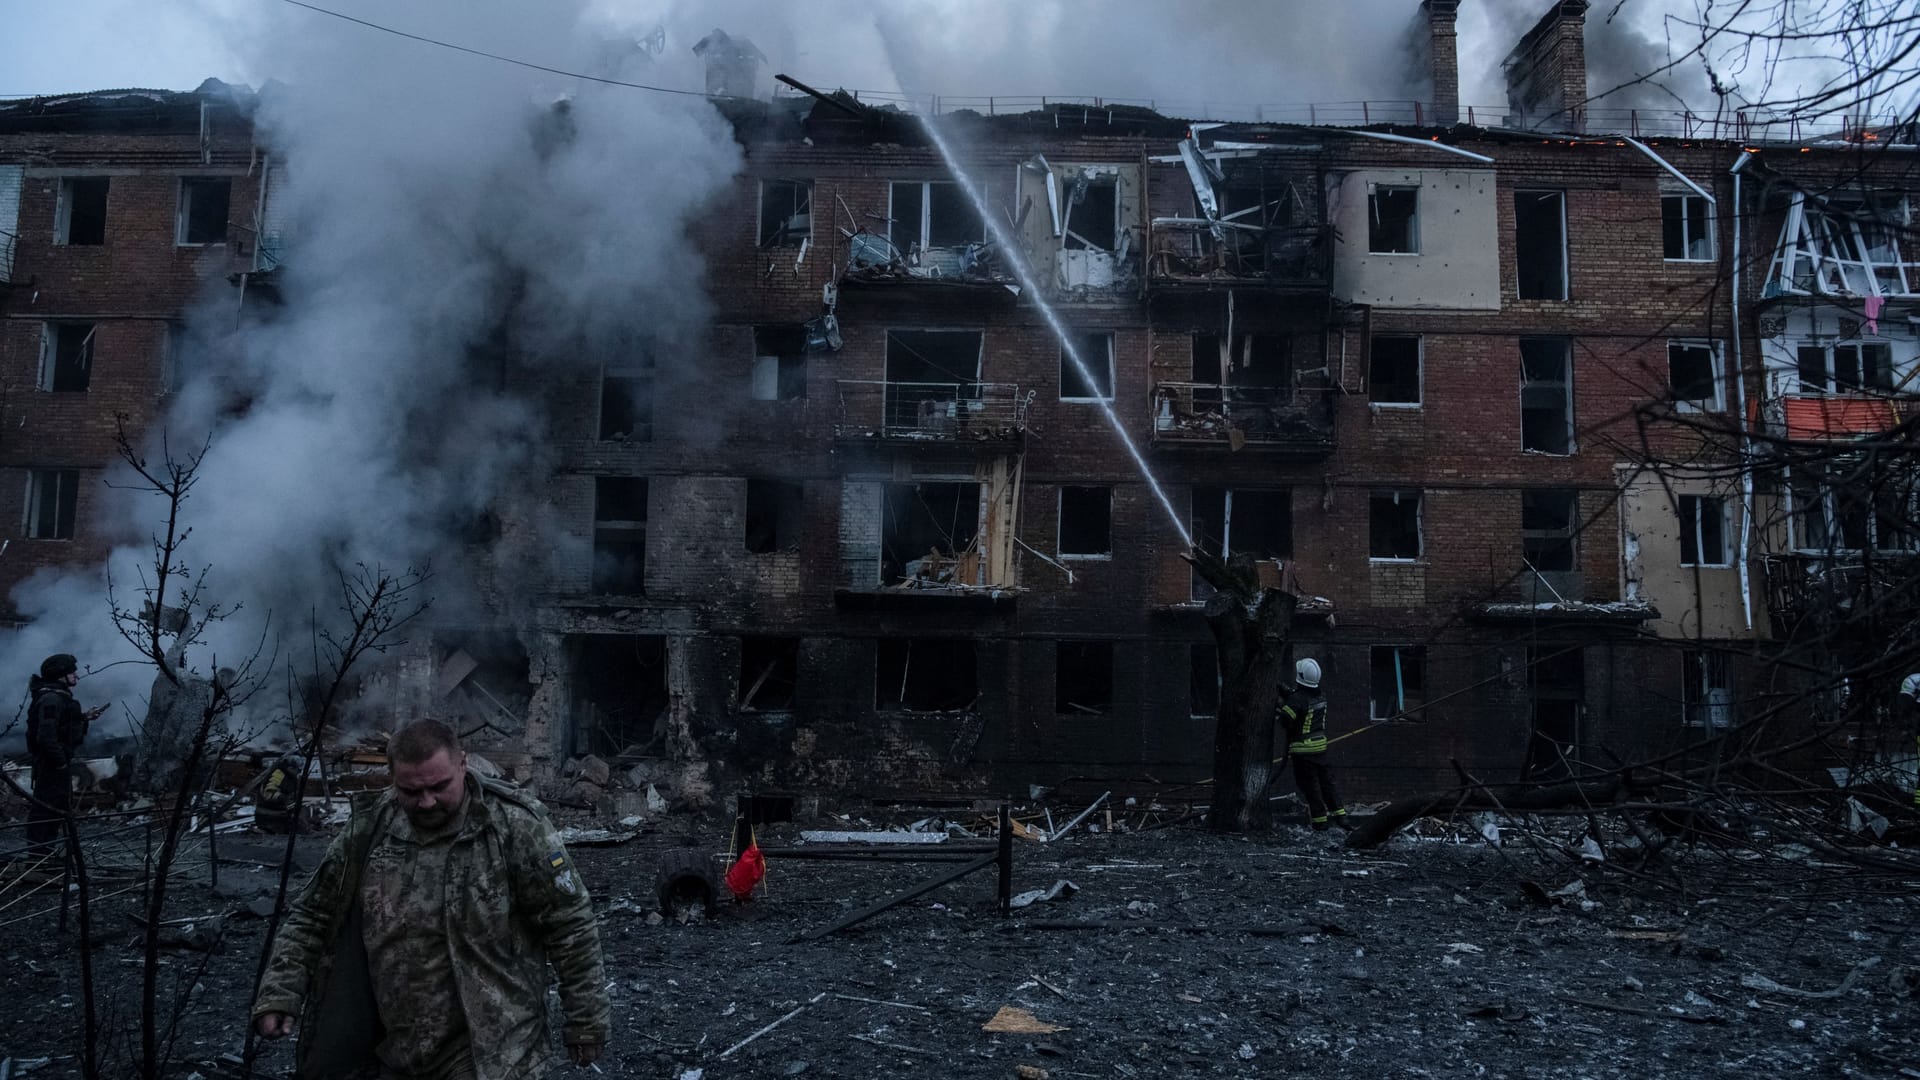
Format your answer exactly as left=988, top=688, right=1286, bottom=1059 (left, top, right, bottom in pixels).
left=2, top=0, right=1887, bottom=118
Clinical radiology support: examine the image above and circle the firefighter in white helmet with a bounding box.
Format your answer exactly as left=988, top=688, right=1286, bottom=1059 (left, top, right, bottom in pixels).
left=1277, top=657, right=1349, bottom=830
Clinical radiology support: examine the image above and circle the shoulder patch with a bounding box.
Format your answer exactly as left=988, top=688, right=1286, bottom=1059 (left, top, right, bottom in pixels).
left=549, top=850, right=567, bottom=869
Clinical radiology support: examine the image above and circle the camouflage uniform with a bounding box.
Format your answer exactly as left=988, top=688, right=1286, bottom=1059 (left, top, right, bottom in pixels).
left=253, top=771, right=609, bottom=1080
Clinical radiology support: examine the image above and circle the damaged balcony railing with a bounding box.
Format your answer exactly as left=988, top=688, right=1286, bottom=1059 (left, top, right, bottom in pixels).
left=836, top=380, right=1030, bottom=441
left=1151, top=382, right=1335, bottom=452
left=1147, top=222, right=1330, bottom=288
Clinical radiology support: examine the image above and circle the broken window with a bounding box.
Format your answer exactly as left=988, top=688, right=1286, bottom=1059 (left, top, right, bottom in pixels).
left=24, top=469, right=78, bottom=540
left=1521, top=489, right=1578, bottom=572
left=751, top=325, right=808, bottom=401
left=433, top=632, right=531, bottom=741
left=738, top=635, right=799, bottom=710
left=599, top=363, right=654, bottom=442
left=1189, top=642, right=1219, bottom=717
left=1056, top=641, right=1115, bottom=715
left=39, top=322, right=94, bottom=392
left=1369, top=490, right=1422, bottom=561
left=1191, top=487, right=1291, bottom=599
left=757, top=179, right=811, bottom=248
left=885, top=330, right=983, bottom=433
left=1795, top=341, right=1892, bottom=394
left=1667, top=340, right=1722, bottom=410
left=881, top=481, right=980, bottom=586
left=1767, top=192, right=1916, bottom=297
left=875, top=637, right=978, bottom=712
left=569, top=635, right=667, bottom=757
left=1514, top=190, right=1568, bottom=300
left=1793, top=472, right=1915, bottom=552
left=1058, top=486, right=1112, bottom=558
left=1520, top=337, right=1573, bottom=453
left=1062, top=177, right=1117, bottom=251
left=1369, top=335, right=1421, bottom=405
left=1526, top=646, right=1583, bottom=781
left=176, top=177, right=231, bottom=246
left=1370, top=645, right=1426, bottom=720
left=1368, top=185, right=1419, bottom=254
left=592, top=477, right=648, bottom=594
left=1681, top=649, right=1732, bottom=730
left=745, top=478, right=803, bottom=554
left=1191, top=333, right=1291, bottom=388
left=1677, top=494, right=1728, bottom=566
left=889, top=180, right=983, bottom=252
left=1661, top=194, right=1713, bottom=261
left=55, top=177, right=108, bottom=246
left=1060, top=331, right=1113, bottom=401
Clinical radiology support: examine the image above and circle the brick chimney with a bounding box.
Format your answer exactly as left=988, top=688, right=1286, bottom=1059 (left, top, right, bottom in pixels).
left=1502, top=0, right=1589, bottom=132
left=1421, top=0, right=1460, bottom=126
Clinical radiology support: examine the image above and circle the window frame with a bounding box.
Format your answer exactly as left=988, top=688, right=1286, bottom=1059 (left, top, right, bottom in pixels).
left=1514, top=189, right=1570, bottom=300
left=24, top=469, right=78, bottom=541
left=1794, top=340, right=1893, bottom=394
left=1368, top=334, right=1423, bottom=407
left=1666, top=339, right=1725, bottom=412
left=1519, top=337, right=1574, bottom=454
left=1520, top=488, right=1580, bottom=573
left=1792, top=472, right=1916, bottom=554
left=888, top=179, right=983, bottom=252
left=1366, top=184, right=1420, bottom=255
left=1368, top=489, right=1424, bottom=562
left=1681, top=649, right=1733, bottom=729
left=1059, top=332, right=1115, bottom=402
left=55, top=176, right=109, bottom=247
left=1369, top=644, right=1428, bottom=721
left=1677, top=494, right=1731, bottom=567
left=39, top=321, right=94, bottom=393
left=756, top=178, right=813, bottom=249
left=175, top=176, right=233, bottom=247
left=1057, top=485, right=1113, bottom=560
left=1660, top=193, right=1716, bottom=262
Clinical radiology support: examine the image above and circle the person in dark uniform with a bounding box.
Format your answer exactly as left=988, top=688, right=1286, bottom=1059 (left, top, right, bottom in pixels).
left=25, top=654, right=105, bottom=858
left=1279, top=657, right=1349, bottom=830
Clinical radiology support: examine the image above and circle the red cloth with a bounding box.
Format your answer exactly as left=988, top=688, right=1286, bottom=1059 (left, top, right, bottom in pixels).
left=725, top=843, right=765, bottom=901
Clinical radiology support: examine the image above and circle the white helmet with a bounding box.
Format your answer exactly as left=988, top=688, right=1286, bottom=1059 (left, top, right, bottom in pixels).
left=1295, top=657, right=1322, bottom=689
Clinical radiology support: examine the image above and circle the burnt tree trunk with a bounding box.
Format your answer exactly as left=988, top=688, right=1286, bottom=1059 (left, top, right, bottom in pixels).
left=1189, top=549, right=1297, bottom=833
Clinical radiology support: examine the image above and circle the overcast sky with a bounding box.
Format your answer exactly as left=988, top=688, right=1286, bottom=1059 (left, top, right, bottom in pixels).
left=1, top=0, right=1829, bottom=118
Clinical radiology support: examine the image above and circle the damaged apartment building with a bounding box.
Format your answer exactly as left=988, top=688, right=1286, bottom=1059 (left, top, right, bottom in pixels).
left=2, top=0, right=1916, bottom=798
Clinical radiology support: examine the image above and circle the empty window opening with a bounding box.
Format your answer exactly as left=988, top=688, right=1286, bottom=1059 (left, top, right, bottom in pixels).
left=1368, top=185, right=1419, bottom=254
left=752, top=325, right=808, bottom=401
left=1370, top=645, right=1427, bottom=720
left=1060, top=332, right=1114, bottom=400
left=1520, top=337, right=1573, bottom=453
left=1056, top=641, right=1115, bottom=715
left=739, top=636, right=800, bottom=710
left=745, top=478, right=803, bottom=554
left=1682, top=649, right=1733, bottom=730
left=1058, top=486, right=1112, bottom=558
left=1525, top=646, right=1583, bottom=781
left=40, top=322, right=94, bottom=392
left=24, top=469, right=78, bottom=540
left=1522, top=489, right=1578, bottom=572
left=1677, top=494, right=1728, bottom=566
left=1191, top=333, right=1292, bottom=388
left=1369, top=490, right=1423, bottom=560
left=592, top=477, right=648, bottom=594
left=1667, top=341, right=1722, bottom=409
left=1062, top=177, right=1117, bottom=251
left=758, top=179, right=812, bottom=248
left=1189, top=642, right=1220, bottom=717
left=434, top=632, right=531, bottom=741
left=1192, top=487, right=1291, bottom=599
left=1369, top=335, right=1421, bottom=405
left=1793, top=473, right=1914, bottom=552
left=56, top=177, right=108, bottom=246
left=1796, top=342, right=1892, bottom=394
left=885, top=330, right=984, bottom=433
left=1515, top=190, right=1568, bottom=300
left=890, top=180, right=983, bottom=252
left=568, top=634, right=668, bottom=757
left=1661, top=194, right=1714, bottom=261
left=177, top=177, right=231, bottom=246
left=875, top=637, right=978, bottom=712
left=882, top=481, right=981, bottom=586
left=599, top=367, right=654, bottom=442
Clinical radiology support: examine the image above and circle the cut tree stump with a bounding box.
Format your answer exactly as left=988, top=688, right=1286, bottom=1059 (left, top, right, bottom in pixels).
left=1185, top=547, right=1297, bottom=833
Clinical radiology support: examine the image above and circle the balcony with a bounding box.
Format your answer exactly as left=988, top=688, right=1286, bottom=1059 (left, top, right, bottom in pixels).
left=1146, top=222, right=1331, bottom=290
left=1764, top=393, right=1914, bottom=443
left=1150, top=383, right=1334, bottom=456
left=834, top=380, right=1030, bottom=444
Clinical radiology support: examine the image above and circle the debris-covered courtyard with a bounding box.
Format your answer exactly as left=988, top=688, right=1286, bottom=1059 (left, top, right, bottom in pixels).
left=2, top=802, right=1913, bottom=1080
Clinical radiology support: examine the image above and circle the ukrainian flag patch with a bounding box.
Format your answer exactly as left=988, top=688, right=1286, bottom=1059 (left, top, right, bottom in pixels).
left=548, top=851, right=566, bottom=869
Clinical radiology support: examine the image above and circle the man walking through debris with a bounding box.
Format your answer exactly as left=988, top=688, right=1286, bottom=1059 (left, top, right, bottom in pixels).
left=1901, top=673, right=1920, bottom=812
left=252, top=719, right=609, bottom=1079
left=1279, top=658, right=1349, bottom=830
left=24, top=654, right=106, bottom=859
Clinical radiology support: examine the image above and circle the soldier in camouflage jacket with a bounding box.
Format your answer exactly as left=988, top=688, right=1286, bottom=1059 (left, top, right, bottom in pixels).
left=252, top=720, right=609, bottom=1080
